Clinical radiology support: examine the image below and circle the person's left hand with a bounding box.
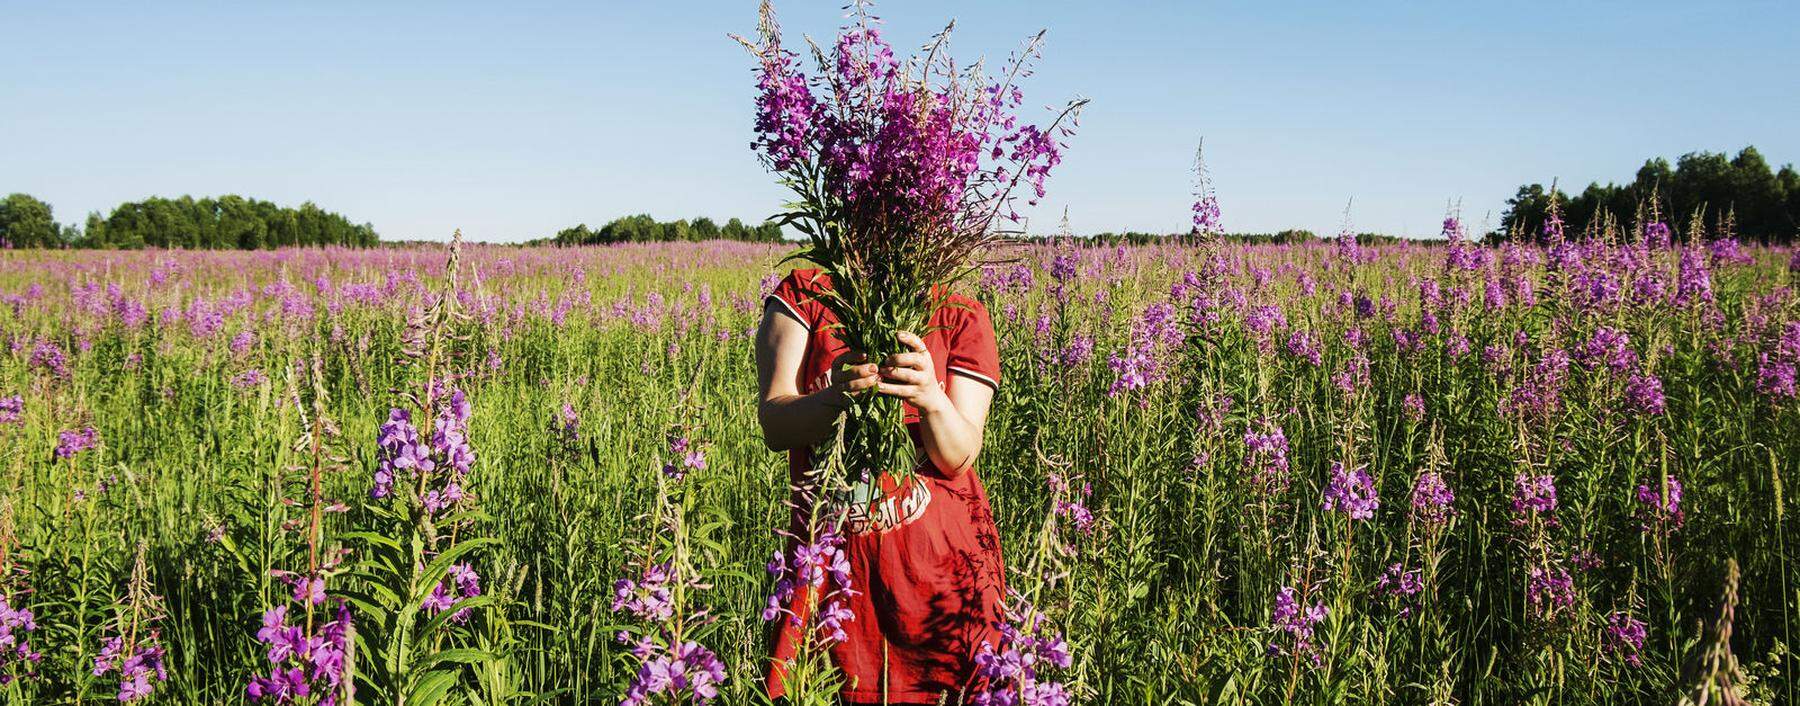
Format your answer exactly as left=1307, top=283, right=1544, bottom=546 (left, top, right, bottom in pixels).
left=877, top=331, right=949, bottom=414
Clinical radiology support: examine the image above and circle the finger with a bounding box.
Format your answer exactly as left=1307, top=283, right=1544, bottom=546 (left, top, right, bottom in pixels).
left=880, top=367, right=931, bottom=387
left=875, top=382, right=921, bottom=400
left=840, top=374, right=880, bottom=394
left=832, top=363, right=877, bottom=384
left=881, top=351, right=930, bottom=372
left=832, top=351, right=869, bottom=367
left=895, top=331, right=927, bottom=355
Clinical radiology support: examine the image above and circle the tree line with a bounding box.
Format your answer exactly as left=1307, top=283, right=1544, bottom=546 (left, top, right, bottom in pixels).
left=542, top=214, right=785, bottom=246
left=1499, top=146, right=1800, bottom=243
left=0, top=193, right=379, bottom=249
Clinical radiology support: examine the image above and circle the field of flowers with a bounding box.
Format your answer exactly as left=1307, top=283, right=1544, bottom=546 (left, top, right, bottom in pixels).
left=0, top=224, right=1798, bottom=704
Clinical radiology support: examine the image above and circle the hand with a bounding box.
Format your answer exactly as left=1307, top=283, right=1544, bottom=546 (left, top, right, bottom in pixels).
left=877, top=331, right=950, bottom=414
left=820, top=351, right=879, bottom=409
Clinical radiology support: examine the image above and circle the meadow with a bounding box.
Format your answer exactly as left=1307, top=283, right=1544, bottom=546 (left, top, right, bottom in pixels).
left=0, top=226, right=1797, bottom=704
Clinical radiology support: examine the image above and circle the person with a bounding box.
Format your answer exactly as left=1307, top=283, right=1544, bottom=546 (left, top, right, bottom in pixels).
left=756, top=267, right=1007, bottom=704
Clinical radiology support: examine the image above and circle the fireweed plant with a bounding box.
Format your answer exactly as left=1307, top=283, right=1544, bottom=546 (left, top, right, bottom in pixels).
left=609, top=404, right=728, bottom=706
left=245, top=356, right=356, bottom=704
left=0, top=500, right=41, bottom=692
left=737, top=0, right=1087, bottom=489
left=90, top=543, right=169, bottom=702
left=339, top=231, right=504, bottom=704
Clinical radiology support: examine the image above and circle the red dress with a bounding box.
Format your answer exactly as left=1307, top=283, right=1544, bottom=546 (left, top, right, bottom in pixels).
left=765, top=269, right=1007, bottom=704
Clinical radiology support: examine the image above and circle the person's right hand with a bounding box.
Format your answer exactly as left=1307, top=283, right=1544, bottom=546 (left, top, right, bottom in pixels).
left=823, top=351, right=879, bottom=408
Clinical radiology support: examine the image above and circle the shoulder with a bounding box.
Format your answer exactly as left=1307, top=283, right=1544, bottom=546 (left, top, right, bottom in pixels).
left=768, top=268, right=830, bottom=330
left=941, top=293, right=994, bottom=331
left=780, top=268, right=830, bottom=295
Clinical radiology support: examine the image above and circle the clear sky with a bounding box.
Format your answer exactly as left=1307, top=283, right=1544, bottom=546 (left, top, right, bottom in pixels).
left=4, top=1, right=1796, bottom=242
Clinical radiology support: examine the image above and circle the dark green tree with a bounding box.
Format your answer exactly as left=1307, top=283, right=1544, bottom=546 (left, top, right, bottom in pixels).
left=0, top=193, right=61, bottom=248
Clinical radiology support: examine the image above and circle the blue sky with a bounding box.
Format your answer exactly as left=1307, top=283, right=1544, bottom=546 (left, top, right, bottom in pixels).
left=3, top=1, right=1795, bottom=242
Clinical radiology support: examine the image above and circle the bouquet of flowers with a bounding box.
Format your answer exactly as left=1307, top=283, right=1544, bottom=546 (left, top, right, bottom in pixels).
left=739, top=0, right=1085, bottom=486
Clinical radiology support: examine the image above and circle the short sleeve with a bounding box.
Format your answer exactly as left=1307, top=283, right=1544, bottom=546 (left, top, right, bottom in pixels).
left=946, top=298, right=1001, bottom=390
left=765, top=270, right=817, bottom=330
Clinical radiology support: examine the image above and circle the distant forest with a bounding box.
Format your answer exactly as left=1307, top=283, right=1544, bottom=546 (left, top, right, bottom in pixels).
left=1498, top=146, right=1800, bottom=243
left=541, top=214, right=785, bottom=246
left=0, top=194, right=378, bottom=249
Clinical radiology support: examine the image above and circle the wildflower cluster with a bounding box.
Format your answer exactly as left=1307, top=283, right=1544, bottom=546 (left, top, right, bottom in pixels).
left=1268, top=585, right=1328, bottom=663
left=762, top=525, right=856, bottom=644
left=248, top=598, right=353, bottom=703
left=552, top=402, right=580, bottom=445
left=55, top=426, right=99, bottom=459
left=1374, top=563, right=1423, bottom=618
left=92, top=635, right=167, bottom=701
left=1633, top=475, right=1685, bottom=532
left=0, top=395, right=21, bottom=427
left=1602, top=611, right=1648, bottom=667
left=1756, top=322, right=1800, bottom=399
left=1409, top=471, right=1455, bottom=526
left=1322, top=461, right=1378, bottom=521
left=1243, top=420, right=1292, bottom=495
left=422, top=563, right=482, bottom=624
left=1510, top=472, right=1558, bottom=524
left=93, top=546, right=168, bottom=702
left=972, top=597, right=1074, bottom=706
left=0, top=593, right=41, bottom=683
left=371, top=386, right=476, bottom=515
left=618, top=639, right=726, bottom=706
left=1047, top=471, right=1094, bottom=535
left=612, top=562, right=675, bottom=623
left=612, top=412, right=728, bottom=706
left=661, top=434, right=707, bottom=480
left=1526, top=565, right=1576, bottom=620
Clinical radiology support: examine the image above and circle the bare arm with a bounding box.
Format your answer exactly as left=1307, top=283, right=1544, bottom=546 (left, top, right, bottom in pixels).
left=878, top=331, right=993, bottom=480
left=754, top=301, right=877, bottom=452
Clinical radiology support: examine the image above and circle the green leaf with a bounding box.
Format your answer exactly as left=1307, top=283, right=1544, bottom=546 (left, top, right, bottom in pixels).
left=408, top=669, right=461, bottom=706
left=421, top=648, right=497, bottom=671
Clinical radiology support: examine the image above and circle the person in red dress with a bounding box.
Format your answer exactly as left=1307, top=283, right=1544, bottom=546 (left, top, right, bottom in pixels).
left=755, top=268, right=1007, bottom=704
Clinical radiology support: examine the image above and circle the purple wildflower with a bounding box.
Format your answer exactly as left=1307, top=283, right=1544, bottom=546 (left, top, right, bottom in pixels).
left=92, top=634, right=168, bottom=702
left=1625, top=373, right=1666, bottom=415
left=233, top=369, right=268, bottom=389
left=1634, top=475, right=1685, bottom=531
left=620, top=640, right=727, bottom=706
left=612, top=562, right=676, bottom=623
left=1511, top=472, right=1558, bottom=521
left=247, top=600, right=353, bottom=705
left=1526, top=565, right=1576, bottom=620
left=28, top=340, right=69, bottom=380
left=1401, top=393, right=1425, bottom=423
left=1602, top=612, right=1648, bottom=667
left=422, top=563, right=481, bottom=625
left=1322, top=462, right=1378, bottom=521
left=972, top=595, right=1074, bottom=706
left=762, top=524, right=855, bottom=645
left=1375, top=563, right=1424, bottom=617
left=1243, top=420, right=1292, bottom=495
left=1675, top=247, right=1713, bottom=306
left=1048, top=472, right=1095, bottom=535
left=1268, top=585, right=1327, bottom=663
left=0, top=395, right=22, bottom=427
left=0, top=594, right=43, bottom=683
left=55, top=426, right=100, bottom=459
left=1410, top=471, right=1455, bottom=526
